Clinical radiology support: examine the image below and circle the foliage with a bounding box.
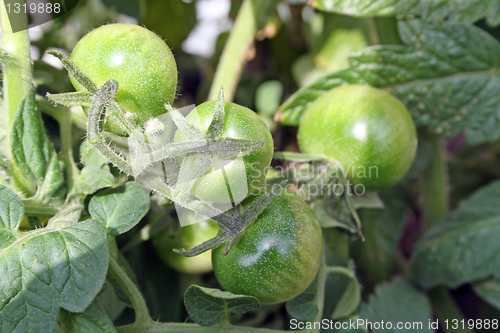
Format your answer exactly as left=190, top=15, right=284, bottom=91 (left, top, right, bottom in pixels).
left=1, top=0, right=500, bottom=332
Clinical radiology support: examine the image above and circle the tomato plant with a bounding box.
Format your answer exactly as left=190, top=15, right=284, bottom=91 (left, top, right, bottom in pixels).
left=212, top=190, right=323, bottom=305
left=70, top=23, right=178, bottom=136
left=174, top=101, right=274, bottom=204
left=298, top=84, right=417, bottom=190
left=2, top=0, right=500, bottom=332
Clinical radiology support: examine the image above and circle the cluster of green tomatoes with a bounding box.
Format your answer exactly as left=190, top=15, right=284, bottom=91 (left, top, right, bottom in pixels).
left=67, top=23, right=417, bottom=305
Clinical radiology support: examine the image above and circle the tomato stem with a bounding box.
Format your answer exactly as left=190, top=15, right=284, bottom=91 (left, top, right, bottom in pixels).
left=421, top=132, right=472, bottom=333
left=208, top=0, right=254, bottom=101
left=109, top=255, right=155, bottom=329
left=208, top=0, right=277, bottom=101
left=422, top=132, right=449, bottom=230
left=0, top=0, right=36, bottom=196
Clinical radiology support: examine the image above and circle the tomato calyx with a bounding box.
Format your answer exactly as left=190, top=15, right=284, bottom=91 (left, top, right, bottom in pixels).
left=273, top=151, right=366, bottom=240
left=48, top=55, right=263, bottom=175
left=173, top=179, right=288, bottom=257
left=46, top=51, right=148, bottom=142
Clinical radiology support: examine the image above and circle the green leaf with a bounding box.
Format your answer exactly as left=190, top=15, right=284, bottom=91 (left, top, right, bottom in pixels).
left=73, top=163, right=114, bottom=196
left=286, top=293, right=318, bottom=321
left=411, top=180, right=500, bottom=289
left=328, top=263, right=361, bottom=320
left=184, top=285, right=260, bottom=327
left=472, top=278, right=500, bottom=312
left=89, top=182, right=150, bottom=236
left=47, top=194, right=84, bottom=229
left=0, top=218, right=108, bottom=332
left=0, top=185, right=24, bottom=230
left=333, top=302, right=371, bottom=333
left=368, top=279, right=433, bottom=333
left=10, top=89, right=66, bottom=203
left=58, top=299, right=118, bottom=333
left=310, top=197, right=357, bottom=233
left=350, top=192, right=384, bottom=210
left=278, top=19, right=500, bottom=145
left=311, top=0, right=500, bottom=27
left=332, top=275, right=360, bottom=320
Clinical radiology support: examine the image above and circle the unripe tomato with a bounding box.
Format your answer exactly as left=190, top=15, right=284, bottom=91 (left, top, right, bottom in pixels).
left=212, top=191, right=323, bottom=305
left=70, top=23, right=178, bottom=136
left=298, top=85, right=417, bottom=190
left=152, top=214, right=219, bottom=275
left=174, top=101, right=274, bottom=204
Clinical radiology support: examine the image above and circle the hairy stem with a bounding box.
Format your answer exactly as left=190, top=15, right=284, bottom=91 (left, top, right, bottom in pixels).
left=0, top=0, right=35, bottom=195
left=23, top=203, right=60, bottom=217
left=208, top=0, right=275, bottom=101
left=109, top=256, right=154, bottom=329
left=422, top=132, right=469, bottom=333
left=0, top=0, right=31, bottom=126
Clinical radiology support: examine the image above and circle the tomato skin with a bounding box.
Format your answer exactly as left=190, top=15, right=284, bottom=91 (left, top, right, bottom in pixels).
left=70, top=23, right=178, bottom=136
left=152, top=218, right=219, bottom=274
left=212, top=191, right=323, bottom=305
left=174, top=101, right=274, bottom=204
left=298, top=85, right=417, bottom=190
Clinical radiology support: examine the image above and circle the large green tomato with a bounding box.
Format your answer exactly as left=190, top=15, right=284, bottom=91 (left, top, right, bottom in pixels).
left=298, top=85, right=417, bottom=190
left=152, top=214, right=219, bottom=275
left=174, top=101, right=274, bottom=204
left=70, top=23, right=177, bottom=136
left=212, top=191, right=323, bottom=305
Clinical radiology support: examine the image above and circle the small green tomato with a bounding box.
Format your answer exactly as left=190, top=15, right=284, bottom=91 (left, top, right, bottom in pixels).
left=298, top=85, right=417, bottom=190
left=212, top=191, right=323, bottom=305
left=153, top=215, right=219, bottom=275
left=70, top=23, right=178, bottom=136
left=174, top=101, right=274, bottom=204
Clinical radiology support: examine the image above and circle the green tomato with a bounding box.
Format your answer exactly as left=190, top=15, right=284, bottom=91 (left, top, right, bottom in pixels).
left=212, top=191, right=323, bottom=305
left=298, top=85, right=417, bottom=190
left=70, top=23, right=178, bottom=136
left=174, top=101, right=274, bottom=204
left=152, top=215, right=219, bottom=275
